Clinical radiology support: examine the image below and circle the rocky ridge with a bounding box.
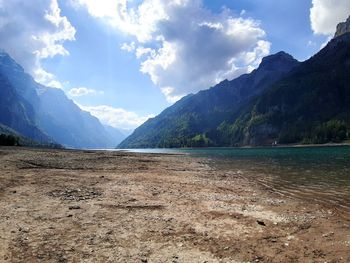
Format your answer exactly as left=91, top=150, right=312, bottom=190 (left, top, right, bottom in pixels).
left=335, top=15, right=350, bottom=38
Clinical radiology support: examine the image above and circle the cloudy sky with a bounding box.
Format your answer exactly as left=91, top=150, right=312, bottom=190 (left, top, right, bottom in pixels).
left=0, top=0, right=349, bottom=131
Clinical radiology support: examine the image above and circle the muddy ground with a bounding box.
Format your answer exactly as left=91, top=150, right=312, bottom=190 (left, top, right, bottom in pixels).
left=0, top=147, right=349, bottom=263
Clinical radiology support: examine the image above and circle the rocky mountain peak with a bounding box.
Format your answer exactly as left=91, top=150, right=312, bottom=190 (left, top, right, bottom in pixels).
left=258, top=51, right=298, bottom=72
left=334, top=16, right=350, bottom=38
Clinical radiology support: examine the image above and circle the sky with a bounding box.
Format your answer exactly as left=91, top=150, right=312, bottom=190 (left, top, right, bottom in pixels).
left=0, top=0, right=349, bottom=132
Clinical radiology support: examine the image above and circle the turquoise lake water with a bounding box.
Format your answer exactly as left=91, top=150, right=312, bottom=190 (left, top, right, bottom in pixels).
left=125, top=146, right=350, bottom=215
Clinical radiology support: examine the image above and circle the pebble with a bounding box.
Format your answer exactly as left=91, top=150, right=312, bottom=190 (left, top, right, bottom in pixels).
left=257, top=220, right=266, bottom=226
left=68, top=205, right=81, bottom=210
left=18, top=227, right=29, bottom=233
left=322, top=232, right=334, bottom=238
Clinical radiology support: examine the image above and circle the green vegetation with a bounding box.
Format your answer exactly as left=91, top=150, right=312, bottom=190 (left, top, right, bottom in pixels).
left=207, top=35, right=350, bottom=146
left=0, top=134, right=19, bottom=146
left=119, top=35, right=350, bottom=148
left=304, top=120, right=348, bottom=144
left=119, top=52, right=299, bottom=148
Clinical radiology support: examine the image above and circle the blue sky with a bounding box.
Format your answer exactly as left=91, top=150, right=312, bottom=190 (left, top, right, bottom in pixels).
left=0, top=0, right=349, bottom=131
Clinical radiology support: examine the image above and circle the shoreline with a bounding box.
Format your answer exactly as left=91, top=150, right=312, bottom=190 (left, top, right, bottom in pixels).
left=115, top=142, right=350, bottom=152
left=0, top=147, right=349, bottom=262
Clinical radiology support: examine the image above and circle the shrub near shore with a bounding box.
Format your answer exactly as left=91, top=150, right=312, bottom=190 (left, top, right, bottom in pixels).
left=0, top=134, right=19, bottom=146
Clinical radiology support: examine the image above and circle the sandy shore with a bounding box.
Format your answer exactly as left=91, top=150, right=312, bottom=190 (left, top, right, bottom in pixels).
left=0, top=147, right=349, bottom=263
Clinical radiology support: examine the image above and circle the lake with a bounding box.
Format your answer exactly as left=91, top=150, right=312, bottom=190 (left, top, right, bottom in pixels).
left=125, top=146, right=350, bottom=216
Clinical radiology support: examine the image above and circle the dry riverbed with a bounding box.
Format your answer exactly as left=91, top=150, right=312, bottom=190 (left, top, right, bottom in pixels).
left=0, top=147, right=349, bottom=263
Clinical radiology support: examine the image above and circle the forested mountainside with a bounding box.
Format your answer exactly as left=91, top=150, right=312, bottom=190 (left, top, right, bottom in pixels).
left=120, top=30, right=350, bottom=148
left=119, top=52, right=299, bottom=148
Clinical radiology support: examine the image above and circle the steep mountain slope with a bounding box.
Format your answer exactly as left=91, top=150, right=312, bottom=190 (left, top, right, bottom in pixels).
left=0, top=70, right=53, bottom=143
left=37, top=87, right=117, bottom=149
left=0, top=51, right=118, bottom=149
left=119, top=52, right=300, bottom=148
left=223, top=32, right=350, bottom=145
left=0, top=52, right=40, bottom=108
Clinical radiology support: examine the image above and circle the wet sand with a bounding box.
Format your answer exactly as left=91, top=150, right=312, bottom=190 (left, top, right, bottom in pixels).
left=0, top=147, right=349, bottom=263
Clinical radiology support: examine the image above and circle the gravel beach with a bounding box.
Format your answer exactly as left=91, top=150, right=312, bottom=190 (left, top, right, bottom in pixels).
left=0, top=147, right=349, bottom=262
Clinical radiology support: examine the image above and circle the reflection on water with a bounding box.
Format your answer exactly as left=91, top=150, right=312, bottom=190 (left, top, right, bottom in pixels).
left=125, top=146, right=350, bottom=214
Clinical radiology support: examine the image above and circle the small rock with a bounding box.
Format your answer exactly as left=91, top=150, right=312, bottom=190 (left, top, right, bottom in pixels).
left=18, top=227, right=29, bottom=233
left=255, top=255, right=264, bottom=262
left=322, top=232, right=334, bottom=238
left=257, top=220, right=266, bottom=226
left=68, top=205, right=81, bottom=210
left=58, top=255, right=67, bottom=263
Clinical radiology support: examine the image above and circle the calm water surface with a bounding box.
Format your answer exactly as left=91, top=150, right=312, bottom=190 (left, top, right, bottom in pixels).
left=125, top=146, right=350, bottom=214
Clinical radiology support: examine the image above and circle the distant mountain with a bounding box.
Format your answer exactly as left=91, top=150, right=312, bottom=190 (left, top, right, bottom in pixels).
left=0, top=55, right=53, bottom=144
left=120, top=20, right=350, bottom=148
left=118, top=128, right=134, bottom=137
left=36, top=87, right=118, bottom=149
left=0, top=52, right=40, bottom=108
left=103, top=125, right=126, bottom=146
left=119, top=52, right=300, bottom=148
left=0, top=51, right=120, bottom=149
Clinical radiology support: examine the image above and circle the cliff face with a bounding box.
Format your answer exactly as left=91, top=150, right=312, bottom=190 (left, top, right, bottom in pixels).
left=335, top=16, right=350, bottom=38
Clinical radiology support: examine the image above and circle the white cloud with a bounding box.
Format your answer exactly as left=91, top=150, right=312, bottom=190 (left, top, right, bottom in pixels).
left=74, top=0, right=168, bottom=43
left=68, top=87, right=104, bottom=97
left=74, top=0, right=270, bottom=103
left=47, top=80, right=64, bottom=89
left=310, top=0, right=350, bottom=35
left=240, top=10, right=247, bottom=16
left=0, top=0, right=75, bottom=86
left=135, top=46, right=154, bottom=58
left=120, top=41, right=135, bottom=52
left=79, top=104, right=153, bottom=130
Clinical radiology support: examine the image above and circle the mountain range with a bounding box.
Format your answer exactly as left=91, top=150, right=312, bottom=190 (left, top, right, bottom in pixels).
left=1, top=18, right=350, bottom=149
left=0, top=52, right=125, bottom=148
left=119, top=18, right=350, bottom=148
